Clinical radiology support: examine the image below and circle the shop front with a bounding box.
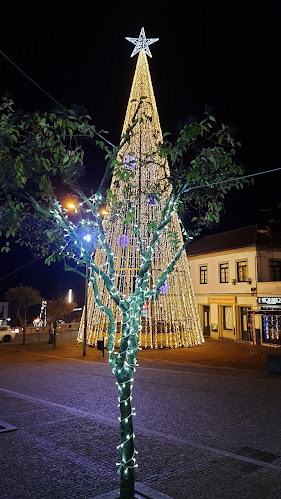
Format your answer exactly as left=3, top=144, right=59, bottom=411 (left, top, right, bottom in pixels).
left=207, top=295, right=237, bottom=340
left=256, top=297, right=281, bottom=345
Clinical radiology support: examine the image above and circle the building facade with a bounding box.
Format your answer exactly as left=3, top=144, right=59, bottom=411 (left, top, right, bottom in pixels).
left=187, top=225, right=281, bottom=345
left=0, top=302, right=9, bottom=324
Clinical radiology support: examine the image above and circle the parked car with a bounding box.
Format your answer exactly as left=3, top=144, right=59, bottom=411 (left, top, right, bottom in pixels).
left=0, top=326, right=16, bottom=342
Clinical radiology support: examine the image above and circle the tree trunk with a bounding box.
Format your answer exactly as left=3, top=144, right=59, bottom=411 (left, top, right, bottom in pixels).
left=115, top=308, right=142, bottom=498
left=117, top=377, right=135, bottom=499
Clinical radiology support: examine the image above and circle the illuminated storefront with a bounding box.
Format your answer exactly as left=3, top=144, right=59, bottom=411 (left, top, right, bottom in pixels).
left=187, top=226, right=281, bottom=344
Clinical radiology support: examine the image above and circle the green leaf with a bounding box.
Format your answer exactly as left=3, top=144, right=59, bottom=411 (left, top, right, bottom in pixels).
left=148, top=221, right=157, bottom=232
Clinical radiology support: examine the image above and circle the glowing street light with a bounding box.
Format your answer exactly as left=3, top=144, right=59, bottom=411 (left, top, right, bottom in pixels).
left=101, top=208, right=109, bottom=217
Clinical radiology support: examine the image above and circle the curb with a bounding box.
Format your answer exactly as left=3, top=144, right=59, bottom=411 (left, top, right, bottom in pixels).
left=93, top=481, right=173, bottom=499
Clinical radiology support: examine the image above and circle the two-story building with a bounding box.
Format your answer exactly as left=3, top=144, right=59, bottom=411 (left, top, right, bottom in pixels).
left=187, top=225, right=281, bottom=345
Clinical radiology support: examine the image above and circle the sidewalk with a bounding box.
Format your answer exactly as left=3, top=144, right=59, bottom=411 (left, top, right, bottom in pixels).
left=1, top=332, right=276, bottom=373
left=1, top=334, right=281, bottom=499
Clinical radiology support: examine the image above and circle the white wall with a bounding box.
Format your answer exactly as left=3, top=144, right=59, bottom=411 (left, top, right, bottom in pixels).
left=188, top=246, right=256, bottom=295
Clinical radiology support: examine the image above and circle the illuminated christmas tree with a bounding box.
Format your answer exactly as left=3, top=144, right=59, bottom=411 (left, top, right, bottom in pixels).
left=78, top=28, right=204, bottom=349
left=1, top=27, right=244, bottom=497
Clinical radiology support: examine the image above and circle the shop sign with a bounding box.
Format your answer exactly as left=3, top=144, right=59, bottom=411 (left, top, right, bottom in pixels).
left=207, top=295, right=236, bottom=304
left=257, top=297, right=281, bottom=305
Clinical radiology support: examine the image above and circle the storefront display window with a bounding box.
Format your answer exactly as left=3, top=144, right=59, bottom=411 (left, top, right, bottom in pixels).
left=223, top=306, right=233, bottom=330
left=262, top=315, right=281, bottom=343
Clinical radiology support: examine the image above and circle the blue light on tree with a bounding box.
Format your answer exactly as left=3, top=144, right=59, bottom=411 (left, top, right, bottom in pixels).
left=148, top=195, right=158, bottom=206
left=124, top=155, right=136, bottom=170
left=116, top=235, right=130, bottom=247
left=159, top=281, right=169, bottom=294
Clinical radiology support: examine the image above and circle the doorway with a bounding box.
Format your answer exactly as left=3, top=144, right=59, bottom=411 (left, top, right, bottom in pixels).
left=221, top=305, right=235, bottom=339
left=203, top=305, right=210, bottom=336
left=240, top=307, right=250, bottom=341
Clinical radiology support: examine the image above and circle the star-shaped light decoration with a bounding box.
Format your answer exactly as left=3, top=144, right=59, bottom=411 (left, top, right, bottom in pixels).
left=125, top=27, right=159, bottom=58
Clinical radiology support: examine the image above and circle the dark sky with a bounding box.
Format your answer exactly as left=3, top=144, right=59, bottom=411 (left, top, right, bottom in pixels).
left=0, top=1, right=279, bottom=304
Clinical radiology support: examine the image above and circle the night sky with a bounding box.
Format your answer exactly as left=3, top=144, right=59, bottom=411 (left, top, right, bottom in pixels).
left=0, top=2, right=279, bottom=304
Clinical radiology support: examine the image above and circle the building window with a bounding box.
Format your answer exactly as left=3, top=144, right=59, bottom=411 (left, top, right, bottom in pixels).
left=200, top=265, right=208, bottom=284
left=223, top=306, right=233, bottom=330
left=237, top=260, right=248, bottom=282
left=269, top=260, right=281, bottom=281
left=219, top=263, right=229, bottom=283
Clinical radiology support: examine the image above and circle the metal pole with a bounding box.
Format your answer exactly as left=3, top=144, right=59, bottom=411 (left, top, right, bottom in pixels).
left=83, top=262, right=89, bottom=356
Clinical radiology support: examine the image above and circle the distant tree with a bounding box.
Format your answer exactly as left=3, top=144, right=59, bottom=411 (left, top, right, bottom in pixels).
left=5, top=284, right=42, bottom=344
left=47, top=297, right=77, bottom=323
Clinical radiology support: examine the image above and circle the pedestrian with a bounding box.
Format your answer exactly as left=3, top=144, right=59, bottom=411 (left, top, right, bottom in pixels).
left=48, top=322, right=54, bottom=344
left=53, top=320, right=58, bottom=347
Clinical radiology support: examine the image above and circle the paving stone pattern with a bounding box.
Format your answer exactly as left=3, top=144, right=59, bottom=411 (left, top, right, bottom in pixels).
left=0, top=337, right=281, bottom=498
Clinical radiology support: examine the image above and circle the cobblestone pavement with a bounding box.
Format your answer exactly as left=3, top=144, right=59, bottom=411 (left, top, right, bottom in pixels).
left=1, top=336, right=281, bottom=498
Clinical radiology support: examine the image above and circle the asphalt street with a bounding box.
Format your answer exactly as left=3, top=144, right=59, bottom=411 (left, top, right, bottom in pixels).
left=1, top=337, right=281, bottom=498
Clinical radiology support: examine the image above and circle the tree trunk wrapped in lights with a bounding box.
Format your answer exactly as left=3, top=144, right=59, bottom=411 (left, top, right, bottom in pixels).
left=78, top=48, right=204, bottom=351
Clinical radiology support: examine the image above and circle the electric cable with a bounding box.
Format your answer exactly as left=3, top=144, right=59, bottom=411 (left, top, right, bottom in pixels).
left=0, top=257, right=42, bottom=281
left=188, top=166, right=281, bottom=192
left=0, top=48, right=117, bottom=149
left=1, top=49, right=280, bottom=189
left=2, top=50, right=281, bottom=204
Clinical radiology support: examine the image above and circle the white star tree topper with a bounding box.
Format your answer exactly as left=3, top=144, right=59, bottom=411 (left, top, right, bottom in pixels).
left=125, top=27, right=159, bottom=58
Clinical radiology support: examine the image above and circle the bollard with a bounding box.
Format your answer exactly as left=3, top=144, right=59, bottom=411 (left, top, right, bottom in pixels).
left=97, top=339, right=105, bottom=357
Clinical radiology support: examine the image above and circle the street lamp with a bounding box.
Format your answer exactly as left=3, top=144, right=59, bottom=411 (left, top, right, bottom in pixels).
left=83, top=234, right=91, bottom=357
left=65, top=200, right=98, bottom=356
left=101, top=208, right=109, bottom=218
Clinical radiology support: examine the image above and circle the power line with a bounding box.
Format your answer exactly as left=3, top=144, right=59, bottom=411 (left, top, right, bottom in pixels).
left=0, top=257, right=42, bottom=281
left=2, top=50, right=281, bottom=216
left=0, top=48, right=117, bottom=149
left=0, top=49, right=65, bottom=109
left=1, top=49, right=281, bottom=190
left=188, top=166, right=281, bottom=192
left=1, top=167, right=281, bottom=282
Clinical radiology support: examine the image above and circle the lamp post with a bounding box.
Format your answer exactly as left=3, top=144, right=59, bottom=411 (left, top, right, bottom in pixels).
left=65, top=200, right=100, bottom=356
left=83, top=233, right=92, bottom=357
left=83, top=261, right=89, bottom=356
left=66, top=200, right=89, bottom=355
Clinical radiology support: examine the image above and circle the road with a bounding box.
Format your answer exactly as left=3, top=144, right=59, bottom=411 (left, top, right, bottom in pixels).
left=1, top=339, right=281, bottom=498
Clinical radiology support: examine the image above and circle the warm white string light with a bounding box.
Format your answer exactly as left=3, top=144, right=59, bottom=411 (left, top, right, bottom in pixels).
left=75, top=45, right=205, bottom=476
